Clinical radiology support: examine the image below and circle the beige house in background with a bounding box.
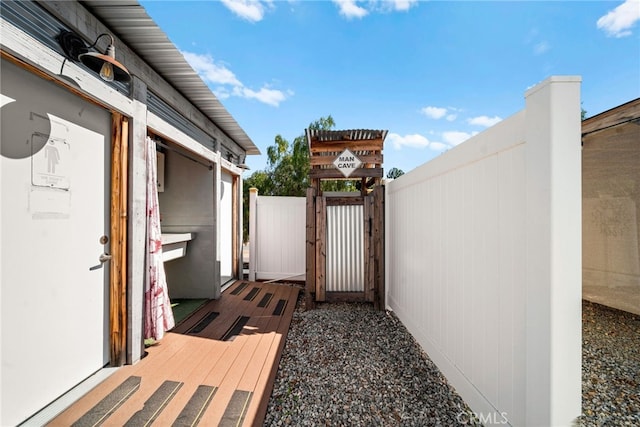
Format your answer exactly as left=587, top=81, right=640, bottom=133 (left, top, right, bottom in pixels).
left=582, top=98, right=640, bottom=315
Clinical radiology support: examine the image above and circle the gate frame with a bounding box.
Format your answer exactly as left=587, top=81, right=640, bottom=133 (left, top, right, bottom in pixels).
left=305, top=129, right=387, bottom=310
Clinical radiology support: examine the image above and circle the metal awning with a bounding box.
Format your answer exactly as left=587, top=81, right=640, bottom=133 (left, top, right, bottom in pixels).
left=80, top=1, right=260, bottom=155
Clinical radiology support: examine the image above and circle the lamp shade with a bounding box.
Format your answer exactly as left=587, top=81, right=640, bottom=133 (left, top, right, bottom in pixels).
left=58, top=30, right=131, bottom=83
left=79, top=49, right=131, bottom=83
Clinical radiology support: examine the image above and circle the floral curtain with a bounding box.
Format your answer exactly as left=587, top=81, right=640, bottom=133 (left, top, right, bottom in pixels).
left=145, top=136, right=175, bottom=340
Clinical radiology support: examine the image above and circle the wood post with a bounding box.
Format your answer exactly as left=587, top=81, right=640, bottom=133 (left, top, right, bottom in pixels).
left=305, top=187, right=317, bottom=309
left=232, top=174, right=239, bottom=278
left=363, top=193, right=374, bottom=302
left=110, top=113, right=128, bottom=366
left=373, top=185, right=385, bottom=310
left=315, top=196, right=327, bottom=302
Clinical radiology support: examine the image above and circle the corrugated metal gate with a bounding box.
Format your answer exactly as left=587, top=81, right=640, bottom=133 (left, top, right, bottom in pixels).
left=326, top=204, right=364, bottom=292
left=306, top=187, right=384, bottom=309
left=305, top=128, right=387, bottom=310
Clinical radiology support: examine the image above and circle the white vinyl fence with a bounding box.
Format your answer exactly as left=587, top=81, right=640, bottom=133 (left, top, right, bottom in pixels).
left=248, top=190, right=306, bottom=281
left=385, top=76, right=582, bottom=426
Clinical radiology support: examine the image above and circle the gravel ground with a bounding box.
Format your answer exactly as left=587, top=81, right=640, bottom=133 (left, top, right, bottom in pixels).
left=579, top=300, right=640, bottom=426
left=265, top=293, right=640, bottom=426
left=264, top=292, right=481, bottom=426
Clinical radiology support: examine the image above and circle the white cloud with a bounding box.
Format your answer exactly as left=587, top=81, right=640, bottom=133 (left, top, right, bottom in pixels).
left=597, top=0, right=640, bottom=38
left=420, top=106, right=448, bottom=119
left=392, top=0, right=418, bottom=11
left=333, top=0, right=417, bottom=18
left=386, top=133, right=430, bottom=149
left=182, top=50, right=290, bottom=107
left=233, top=86, right=292, bottom=107
left=381, top=0, right=418, bottom=12
left=421, top=105, right=459, bottom=121
left=181, top=51, right=242, bottom=86
left=333, top=0, right=369, bottom=19
left=533, top=41, right=550, bottom=55
left=443, top=130, right=477, bottom=146
left=429, top=142, right=450, bottom=152
left=213, top=87, right=232, bottom=100
left=221, top=0, right=271, bottom=22
left=467, top=115, right=502, bottom=127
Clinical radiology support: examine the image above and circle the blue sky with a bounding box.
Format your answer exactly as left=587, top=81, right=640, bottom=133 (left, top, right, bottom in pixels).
left=139, top=0, right=640, bottom=174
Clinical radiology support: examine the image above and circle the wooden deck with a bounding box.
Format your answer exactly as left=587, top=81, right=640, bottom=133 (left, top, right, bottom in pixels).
left=48, top=281, right=299, bottom=427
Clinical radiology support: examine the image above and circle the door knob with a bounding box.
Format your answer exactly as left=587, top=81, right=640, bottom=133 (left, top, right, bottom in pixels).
left=99, top=253, right=112, bottom=263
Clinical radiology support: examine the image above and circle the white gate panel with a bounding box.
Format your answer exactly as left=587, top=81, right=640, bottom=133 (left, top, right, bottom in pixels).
left=250, top=194, right=306, bottom=281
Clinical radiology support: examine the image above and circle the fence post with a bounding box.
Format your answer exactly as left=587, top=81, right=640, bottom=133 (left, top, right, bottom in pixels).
left=524, top=76, right=582, bottom=426
left=306, top=187, right=317, bottom=309
left=249, top=187, right=258, bottom=281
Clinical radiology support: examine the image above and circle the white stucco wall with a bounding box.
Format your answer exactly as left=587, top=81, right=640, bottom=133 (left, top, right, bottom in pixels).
left=582, top=122, right=640, bottom=315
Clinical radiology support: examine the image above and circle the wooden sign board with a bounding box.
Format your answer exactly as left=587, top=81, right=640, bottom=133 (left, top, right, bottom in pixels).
left=333, top=148, right=362, bottom=178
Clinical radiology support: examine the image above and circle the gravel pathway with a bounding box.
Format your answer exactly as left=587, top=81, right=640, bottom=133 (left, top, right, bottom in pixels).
left=580, top=300, right=640, bottom=426
left=264, top=292, right=480, bottom=426
left=265, top=293, right=640, bottom=426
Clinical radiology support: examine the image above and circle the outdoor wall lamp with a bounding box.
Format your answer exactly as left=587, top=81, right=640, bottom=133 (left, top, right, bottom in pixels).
left=57, top=30, right=131, bottom=83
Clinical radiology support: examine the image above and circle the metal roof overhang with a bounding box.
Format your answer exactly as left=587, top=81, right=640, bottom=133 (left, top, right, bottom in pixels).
left=80, top=0, right=260, bottom=155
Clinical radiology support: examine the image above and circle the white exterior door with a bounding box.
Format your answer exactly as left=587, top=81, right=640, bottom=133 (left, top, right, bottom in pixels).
left=1, top=60, right=111, bottom=425
left=220, top=171, right=234, bottom=283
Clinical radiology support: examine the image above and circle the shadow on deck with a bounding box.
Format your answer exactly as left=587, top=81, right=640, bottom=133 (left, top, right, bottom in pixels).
left=48, top=280, right=299, bottom=427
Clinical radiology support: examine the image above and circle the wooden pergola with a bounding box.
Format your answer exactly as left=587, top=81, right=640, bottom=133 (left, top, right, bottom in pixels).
left=305, top=129, right=388, bottom=310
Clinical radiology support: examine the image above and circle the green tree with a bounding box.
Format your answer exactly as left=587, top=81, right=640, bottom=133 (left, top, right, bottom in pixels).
left=242, top=115, right=335, bottom=241
left=386, top=167, right=405, bottom=179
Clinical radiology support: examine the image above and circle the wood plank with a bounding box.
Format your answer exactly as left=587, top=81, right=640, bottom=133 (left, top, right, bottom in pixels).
left=123, top=379, right=183, bottom=426
left=325, top=292, right=366, bottom=302
left=195, top=331, right=265, bottom=424
left=246, top=286, right=300, bottom=426
left=120, top=284, right=272, bottom=423
left=373, top=185, right=385, bottom=310
left=310, top=168, right=383, bottom=180
left=232, top=175, right=239, bottom=277
left=315, top=196, right=326, bottom=302
left=149, top=338, right=231, bottom=425
left=364, top=193, right=374, bottom=303
left=309, top=139, right=384, bottom=152
left=172, top=385, right=218, bottom=427
left=71, top=376, right=141, bottom=427
left=309, top=153, right=383, bottom=166
left=172, top=282, right=247, bottom=339
left=235, top=295, right=290, bottom=394
left=219, top=390, right=253, bottom=427
left=325, top=196, right=364, bottom=206
left=49, top=333, right=195, bottom=425
left=151, top=281, right=277, bottom=426
left=118, top=116, right=129, bottom=365
left=191, top=284, right=292, bottom=424
left=109, top=112, right=127, bottom=366
left=582, top=98, right=640, bottom=136
left=306, top=188, right=317, bottom=309
left=49, top=281, right=299, bottom=427
left=103, top=337, right=223, bottom=425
